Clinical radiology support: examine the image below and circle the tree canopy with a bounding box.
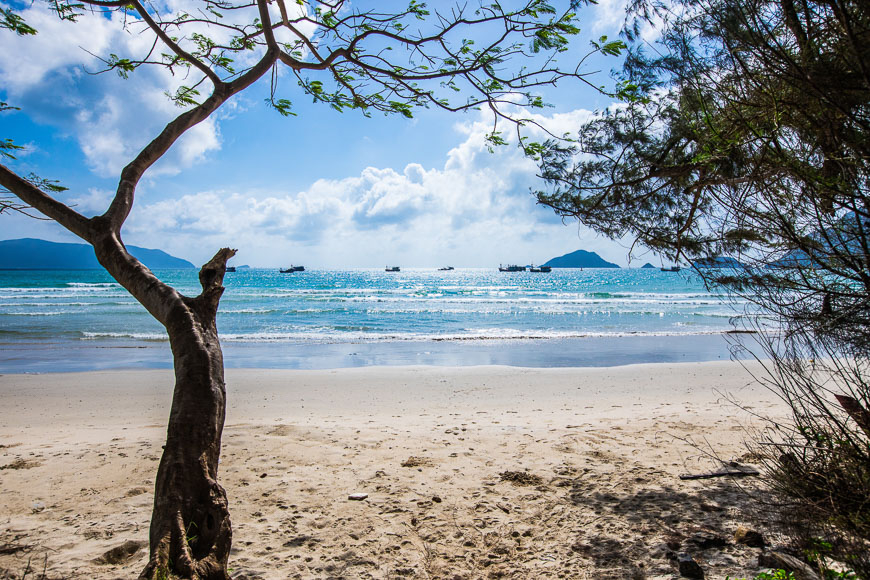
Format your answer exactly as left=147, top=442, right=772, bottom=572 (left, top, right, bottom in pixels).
left=534, top=0, right=870, bottom=572
left=535, top=0, right=870, bottom=351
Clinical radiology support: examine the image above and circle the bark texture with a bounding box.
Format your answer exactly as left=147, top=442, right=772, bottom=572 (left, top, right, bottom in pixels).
left=137, top=248, right=237, bottom=580
left=85, top=246, right=236, bottom=580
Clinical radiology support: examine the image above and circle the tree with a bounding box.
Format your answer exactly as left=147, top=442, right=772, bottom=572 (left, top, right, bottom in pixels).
left=536, top=0, right=870, bottom=350
left=533, top=0, right=870, bottom=573
left=0, top=1, right=600, bottom=578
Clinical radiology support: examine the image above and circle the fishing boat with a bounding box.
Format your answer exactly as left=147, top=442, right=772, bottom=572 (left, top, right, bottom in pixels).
left=529, top=265, right=552, bottom=273
left=438, top=266, right=454, bottom=271
left=280, top=265, right=305, bottom=273
left=225, top=266, right=236, bottom=272
left=499, top=264, right=526, bottom=272
left=385, top=266, right=400, bottom=272
left=660, top=266, right=681, bottom=272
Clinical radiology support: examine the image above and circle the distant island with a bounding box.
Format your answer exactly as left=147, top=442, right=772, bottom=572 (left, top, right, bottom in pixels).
left=543, top=249, right=620, bottom=269
left=640, top=263, right=656, bottom=269
left=0, top=238, right=195, bottom=269
left=693, top=256, right=746, bottom=269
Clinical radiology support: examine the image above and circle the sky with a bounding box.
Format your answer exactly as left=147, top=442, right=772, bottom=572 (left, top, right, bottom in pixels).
left=0, top=0, right=656, bottom=268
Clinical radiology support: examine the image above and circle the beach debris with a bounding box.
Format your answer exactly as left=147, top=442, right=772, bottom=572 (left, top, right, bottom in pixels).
left=0, top=458, right=40, bottom=471
left=231, top=569, right=267, bottom=580
left=734, top=526, right=766, bottom=548
left=30, top=501, right=45, bottom=513
left=0, top=532, right=30, bottom=555
left=650, top=542, right=677, bottom=561
left=400, top=456, right=432, bottom=468
left=123, top=487, right=148, bottom=498
left=834, top=394, right=870, bottom=437
left=348, top=493, right=369, bottom=501
left=679, top=461, right=759, bottom=480
left=677, top=553, right=705, bottom=578
left=94, top=539, right=146, bottom=565
left=758, top=550, right=821, bottom=580
left=283, top=535, right=317, bottom=548
left=687, top=530, right=726, bottom=550
left=499, top=470, right=544, bottom=486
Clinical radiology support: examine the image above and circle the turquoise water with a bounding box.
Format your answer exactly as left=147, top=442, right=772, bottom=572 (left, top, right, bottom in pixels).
left=0, top=268, right=745, bottom=371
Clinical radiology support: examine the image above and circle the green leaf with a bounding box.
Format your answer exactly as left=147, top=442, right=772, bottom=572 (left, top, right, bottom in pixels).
left=485, top=131, right=508, bottom=152
left=265, top=98, right=297, bottom=117
left=1, top=9, right=38, bottom=35
left=165, top=86, right=201, bottom=107
left=0, top=138, right=24, bottom=160
left=49, top=1, right=85, bottom=22
left=522, top=140, right=546, bottom=159
left=108, top=54, right=137, bottom=79
left=601, top=40, right=626, bottom=57
left=25, top=173, right=68, bottom=193
left=388, top=101, right=414, bottom=118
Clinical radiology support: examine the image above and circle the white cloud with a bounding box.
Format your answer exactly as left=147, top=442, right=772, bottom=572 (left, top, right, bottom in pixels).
left=0, top=4, right=631, bottom=267
left=0, top=4, right=225, bottom=177
left=121, top=107, right=628, bottom=268
left=0, top=8, right=114, bottom=88
left=590, top=0, right=664, bottom=42
left=68, top=187, right=115, bottom=216
left=591, top=0, right=628, bottom=35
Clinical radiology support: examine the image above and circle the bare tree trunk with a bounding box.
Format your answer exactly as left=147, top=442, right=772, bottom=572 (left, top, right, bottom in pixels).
left=2, top=155, right=241, bottom=578
left=83, top=240, right=237, bottom=580
left=136, top=249, right=236, bottom=580
left=139, top=308, right=231, bottom=579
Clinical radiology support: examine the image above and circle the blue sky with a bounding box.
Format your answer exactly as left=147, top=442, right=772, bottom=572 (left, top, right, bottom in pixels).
left=0, top=0, right=655, bottom=268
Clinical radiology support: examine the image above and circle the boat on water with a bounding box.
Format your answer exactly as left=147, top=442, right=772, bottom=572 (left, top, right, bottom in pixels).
left=661, top=266, right=681, bottom=272
left=529, top=265, right=552, bottom=273
left=225, top=266, right=236, bottom=272
left=499, top=264, right=526, bottom=272
left=385, top=266, right=400, bottom=272
left=438, top=266, right=454, bottom=271
left=280, top=265, right=305, bottom=273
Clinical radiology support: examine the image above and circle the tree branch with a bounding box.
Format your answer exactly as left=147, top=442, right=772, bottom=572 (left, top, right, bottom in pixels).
left=0, top=164, right=92, bottom=240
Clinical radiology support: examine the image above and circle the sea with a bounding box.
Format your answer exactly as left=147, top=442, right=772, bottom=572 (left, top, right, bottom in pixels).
left=0, top=267, right=755, bottom=373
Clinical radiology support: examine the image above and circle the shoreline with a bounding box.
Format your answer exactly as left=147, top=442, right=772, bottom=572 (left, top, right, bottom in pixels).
left=0, top=332, right=761, bottom=373
left=0, top=362, right=788, bottom=579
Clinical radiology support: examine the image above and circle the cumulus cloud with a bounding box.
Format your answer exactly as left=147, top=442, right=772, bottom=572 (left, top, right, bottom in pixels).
left=121, top=107, right=625, bottom=267
left=0, top=4, right=227, bottom=177
left=590, top=0, right=629, bottom=35
left=68, top=188, right=115, bottom=216
left=590, top=0, right=663, bottom=42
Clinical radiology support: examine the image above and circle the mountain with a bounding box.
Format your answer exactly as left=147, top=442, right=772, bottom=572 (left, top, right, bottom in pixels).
left=769, top=212, right=867, bottom=269
left=0, top=238, right=195, bottom=269
left=640, top=263, right=656, bottom=269
left=543, top=249, right=620, bottom=268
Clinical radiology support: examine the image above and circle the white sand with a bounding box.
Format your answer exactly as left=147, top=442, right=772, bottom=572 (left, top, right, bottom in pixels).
left=0, top=362, right=788, bottom=579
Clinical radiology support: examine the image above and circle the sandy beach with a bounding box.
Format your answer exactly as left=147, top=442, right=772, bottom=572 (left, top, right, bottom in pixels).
left=0, top=362, right=789, bottom=579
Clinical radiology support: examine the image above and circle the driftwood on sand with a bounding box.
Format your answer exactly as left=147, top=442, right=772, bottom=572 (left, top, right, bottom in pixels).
left=679, top=461, right=760, bottom=480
